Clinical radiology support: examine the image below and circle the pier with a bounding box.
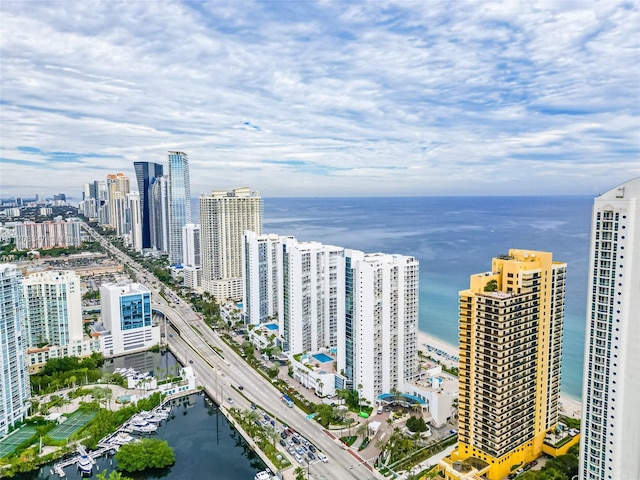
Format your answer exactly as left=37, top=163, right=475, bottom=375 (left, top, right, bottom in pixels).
left=51, top=390, right=196, bottom=478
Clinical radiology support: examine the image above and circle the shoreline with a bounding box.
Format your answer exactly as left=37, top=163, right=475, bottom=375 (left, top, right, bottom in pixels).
left=418, top=330, right=583, bottom=420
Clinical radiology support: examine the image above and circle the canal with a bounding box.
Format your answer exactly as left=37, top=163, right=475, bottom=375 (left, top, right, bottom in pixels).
left=14, top=351, right=267, bottom=480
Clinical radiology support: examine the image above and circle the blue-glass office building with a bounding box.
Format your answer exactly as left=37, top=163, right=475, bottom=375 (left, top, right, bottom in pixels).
left=133, top=161, right=163, bottom=249
left=168, top=152, right=191, bottom=266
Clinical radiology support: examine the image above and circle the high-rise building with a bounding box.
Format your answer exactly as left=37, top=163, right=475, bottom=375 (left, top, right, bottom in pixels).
left=579, top=178, right=640, bottom=480
left=15, top=220, right=83, bottom=250
left=133, top=162, right=163, bottom=249
left=168, top=152, right=191, bottom=266
left=242, top=233, right=418, bottom=406
left=243, top=232, right=284, bottom=325
left=338, top=250, right=419, bottom=404
left=182, top=223, right=201, bottom=289
left=127, top=192, right=143, bottom=253
left=0, top=264, right=31, bottom=438
left=106, top=173, right=130, bottom=234
left=441, top=249, right=566, bottom=480
left=280, top=237, right=345, bottom=353
left=200, top=187, right=262, bottom=301
left=98, top=282, right=160, bottom=357
left=149, top=175, right=170, bottom=253
left=22, top=271, right=83, bottom=348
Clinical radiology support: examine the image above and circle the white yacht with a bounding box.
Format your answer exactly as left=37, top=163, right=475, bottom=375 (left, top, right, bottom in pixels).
left=77, top=455, right=93, bottom=476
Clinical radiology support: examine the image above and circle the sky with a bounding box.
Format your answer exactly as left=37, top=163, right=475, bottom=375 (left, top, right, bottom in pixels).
left=0, top=0, right=639, bottom=199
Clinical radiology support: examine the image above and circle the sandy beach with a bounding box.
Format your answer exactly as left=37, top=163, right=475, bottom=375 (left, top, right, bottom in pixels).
left=417, top=330, right=583, bottom=420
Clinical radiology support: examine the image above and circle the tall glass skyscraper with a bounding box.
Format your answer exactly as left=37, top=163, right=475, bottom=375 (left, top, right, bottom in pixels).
left=0, top=264, right=31, bottom=438
left=133, top=162, right=163, bottom=249
left=168, top=152, right=191, bottom=266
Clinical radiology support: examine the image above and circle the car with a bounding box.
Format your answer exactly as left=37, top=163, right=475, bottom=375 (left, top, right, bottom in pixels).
left=449, top=429, right=457, bottom=434
left=250, top=403, right=257, bottom=410
left=317, top=453, right=327, bottom=463
left=523, top=464, right=531, bottom=471
left=287, top=446, right=295, bottom=454
left=291, top=436, right=300, bottom=444
left=308, top=444, right=316, bottom=453
left=307, top=452, right=315, bottom=460
left=238, top=385, right=244, bottom=390
left=515, top=468, right=524, bottom=475
left=295, top=454, right=303, bottom=464
left=263, top=415, right=271, bottom=422
left=279, top=439, right=286, bottom=447
left=531, top=460, right=538, bottom=467
left=302, top=438, right=309, bottom=446
left=189, top=360, right=194, bottom=364
left=270, top=420, right=276, bottom=426
left=508, top=474, right=517, bottom=480
left=169, top=333, right=173, bottom=337
left=227, top=397, right=234, bottom=404
left=296, top=447, right=304, bottom=455
left=254, top=420, right=262, bottom=427
left=288, top=440, right=294, bottom=447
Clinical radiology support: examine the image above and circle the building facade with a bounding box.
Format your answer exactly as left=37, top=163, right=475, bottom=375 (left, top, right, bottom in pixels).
left=281, top=237, right=345, bottom=354
left=127, top=192, right=143, bottom=253
left=441, top=249, right=566, bottom=480
left=0, top=264, right=31, bottom=438
left=182, top=223, right=201, bottom=289
left=15, top=220, right=83, bottom=251
left=167, top=151, right=191, bottom=266
left=243, top=232, right=283, bottom=325
left=98, top=283, right=160, bottom=357
left=338, top=250, right=419, bottom=405
left=133, top=161, right=163, bottom=249
left=149, top=175, right=170, bottom=253
left=200, top=187, right=262, bottom=301
left=579, top=178, right=640, bottom=480
left=22, top=270, right=83, bottom=348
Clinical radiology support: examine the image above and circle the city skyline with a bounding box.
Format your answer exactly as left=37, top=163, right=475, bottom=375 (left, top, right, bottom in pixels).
left=1, top=1, right=638, bottom=198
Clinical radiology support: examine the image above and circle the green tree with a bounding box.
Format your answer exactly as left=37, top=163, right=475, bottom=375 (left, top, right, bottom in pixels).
left=96, top=471, right=133, bottom=480
left=294, top=466, right=306, bottom=480
left=115, top=438, right=175, bottom=472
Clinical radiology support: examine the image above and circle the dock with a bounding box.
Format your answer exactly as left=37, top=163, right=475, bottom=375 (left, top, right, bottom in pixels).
left=51, top=391, right=197, bottom=477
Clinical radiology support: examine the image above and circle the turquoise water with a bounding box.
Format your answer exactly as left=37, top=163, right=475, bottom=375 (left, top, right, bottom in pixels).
left=264, top=323, right=278, bottom=331
left=259, top=196, right=593, bottom=400
left=312, top=353, right=333, bottom=363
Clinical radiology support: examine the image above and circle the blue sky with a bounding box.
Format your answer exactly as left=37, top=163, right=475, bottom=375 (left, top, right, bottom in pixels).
left=0, top=0, right=638, bottom=198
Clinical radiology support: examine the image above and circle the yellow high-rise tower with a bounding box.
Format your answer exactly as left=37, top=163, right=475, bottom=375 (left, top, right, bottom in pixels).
left=440, top=249, right=566, bottom=480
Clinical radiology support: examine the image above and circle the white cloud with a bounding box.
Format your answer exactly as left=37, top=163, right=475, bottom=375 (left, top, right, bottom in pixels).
left=0, top=0, right=638, bottom=199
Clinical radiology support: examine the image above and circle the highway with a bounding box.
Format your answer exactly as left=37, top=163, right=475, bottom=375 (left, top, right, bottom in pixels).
left=83, top=224, right=379, bottom=480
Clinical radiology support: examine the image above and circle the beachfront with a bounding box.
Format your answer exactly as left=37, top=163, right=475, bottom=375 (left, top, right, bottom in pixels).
left=417, top=330, right=583, bottom=420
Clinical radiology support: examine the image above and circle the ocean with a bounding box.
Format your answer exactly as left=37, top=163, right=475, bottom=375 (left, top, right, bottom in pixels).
left=193, top=195, right=593, bottom=400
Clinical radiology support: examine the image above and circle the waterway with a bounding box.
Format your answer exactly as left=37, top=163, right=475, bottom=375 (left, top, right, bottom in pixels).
left=14, top=352, right=267, bottom=480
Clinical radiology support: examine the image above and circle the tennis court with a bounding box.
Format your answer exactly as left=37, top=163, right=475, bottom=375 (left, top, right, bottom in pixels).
left=48, top=411, right=96, bottom=441
left=0, top=426, right=36, bottom=458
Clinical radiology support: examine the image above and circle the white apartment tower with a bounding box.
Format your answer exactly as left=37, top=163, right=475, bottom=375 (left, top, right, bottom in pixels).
left=338, top=251, right=419, bottom=404
left=200, top=187, right=262, bottom=302
left=22, top=270, right=83, bottom=348
left=0, top=264, right=31, bottom=437
left=182, top=223, right=201, bottom=290
left=242, top=232, right=283, bottom=325
left=127, top=192, right=143, bottom=253
left=579, top=178, right=640, bottom=480
left=280, top=237, right=345, bottom=353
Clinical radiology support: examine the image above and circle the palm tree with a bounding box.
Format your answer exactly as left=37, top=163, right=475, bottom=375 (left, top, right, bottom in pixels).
left=356, top=421, right=368, bottom=440
left=266, top=426, right=279, bottom=447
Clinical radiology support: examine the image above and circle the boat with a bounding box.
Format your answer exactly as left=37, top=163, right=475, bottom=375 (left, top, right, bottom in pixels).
left=254, top=471, right=273, bottom=480
left=112, top=432, right=134, bottom=445
left=77, top=455, right=93, bottom=476
left=129, top=419, right=158, bottom=433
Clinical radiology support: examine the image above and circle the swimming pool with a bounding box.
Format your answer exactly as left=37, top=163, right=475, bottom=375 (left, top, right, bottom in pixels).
left=312, top=353, right=333, bottom=363
left=264, top=323, right=278, bottom=331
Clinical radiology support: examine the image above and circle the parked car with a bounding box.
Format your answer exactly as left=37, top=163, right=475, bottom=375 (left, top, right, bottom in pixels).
left=318, top=453, right=327, bottom=463
left=308, top=444, right=316, bottom=453
left=279, top=439, right=286, bottom=447
left=227, top=397, right=234, bottom=404
left=307, top=452, right=315, bottom=460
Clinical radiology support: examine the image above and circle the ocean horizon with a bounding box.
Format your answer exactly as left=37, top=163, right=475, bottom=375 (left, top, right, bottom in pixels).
left=192, top=195, right=592, bottom=400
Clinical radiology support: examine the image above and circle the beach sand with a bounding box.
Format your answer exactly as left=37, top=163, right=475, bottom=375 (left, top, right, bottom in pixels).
left=417, top=330, right=582, bottom=420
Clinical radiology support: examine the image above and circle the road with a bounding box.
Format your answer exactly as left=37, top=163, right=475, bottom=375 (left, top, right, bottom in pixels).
left=83, top=224, right=379, bottom=480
